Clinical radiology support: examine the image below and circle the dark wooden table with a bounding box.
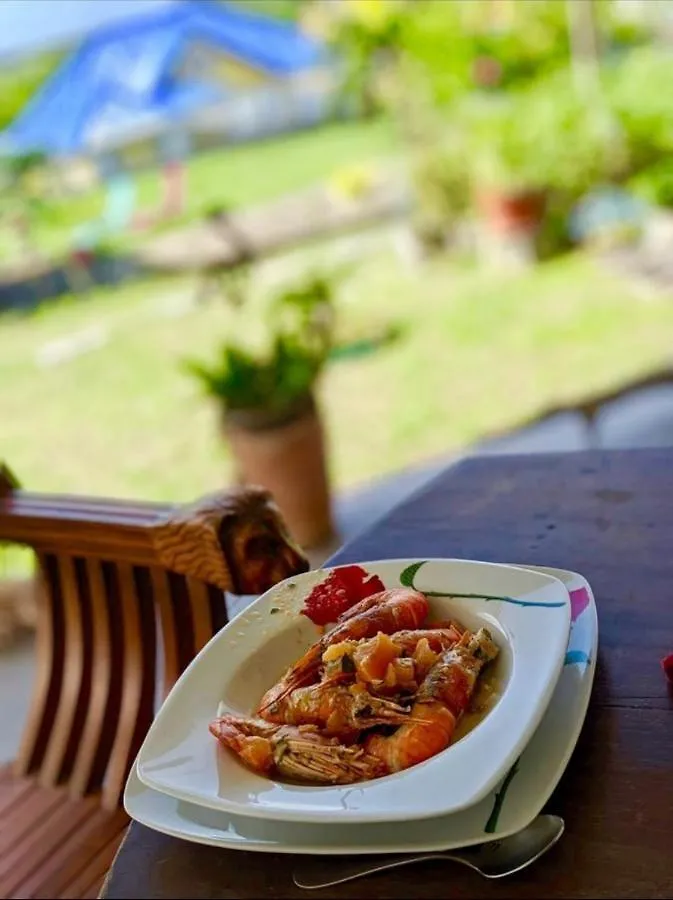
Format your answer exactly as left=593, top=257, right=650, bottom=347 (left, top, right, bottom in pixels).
left=102, top=450, right=673, bottom=899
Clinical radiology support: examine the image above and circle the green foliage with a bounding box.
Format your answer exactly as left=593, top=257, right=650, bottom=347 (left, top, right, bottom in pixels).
left=604, top=46, right=673, bottom=173
left=464, top=72, right=622, bottom=196
left=629, top=160, right=673, bottom=210
left=595, top=0, right=651, bottom=51
left=328, top=0, right=648, bottom=244
left=467, top=0, right=646, bottom=91
left=395, top=1, right=474, bottom=107
left=410, top=132, right=471, bottom=245
left=333, top=0, right=570, bottom=116
left=453, top=0, right=570, bottom=90
left=0, top=150, right=56, bottom=258
left=329, top=1, right=408, bottom=117
left=185, top=272, right=337, bottom=420
left=187, top=335, right=323, bottom=420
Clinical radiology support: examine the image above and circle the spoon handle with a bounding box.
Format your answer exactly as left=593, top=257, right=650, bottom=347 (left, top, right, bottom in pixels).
left=293, top=852, right=463, bottom=890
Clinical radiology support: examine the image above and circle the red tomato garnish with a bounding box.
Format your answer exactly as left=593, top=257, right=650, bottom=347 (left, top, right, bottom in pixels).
left=302, top=565, right=385, bottom=626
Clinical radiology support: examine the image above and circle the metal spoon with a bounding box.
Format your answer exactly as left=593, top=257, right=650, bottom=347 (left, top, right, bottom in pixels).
left=292, top=814, right=564, bottom=891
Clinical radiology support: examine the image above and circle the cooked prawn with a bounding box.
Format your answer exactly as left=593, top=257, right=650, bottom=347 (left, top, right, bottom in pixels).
left=209, top=714, right=387, bottom=784
left=261, top=680, right=411, bottom=735
left=365, top=628, right=499, bottom=773
left=257, top=588, right=428, bottom=717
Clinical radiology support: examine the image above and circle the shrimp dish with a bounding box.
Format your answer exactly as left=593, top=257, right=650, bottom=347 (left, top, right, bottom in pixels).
left=209, top=584, right=501, bottom=785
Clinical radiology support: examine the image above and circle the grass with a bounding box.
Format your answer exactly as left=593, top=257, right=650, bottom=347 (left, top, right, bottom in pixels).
left=325, top=251, right=673, bottom=480
left=2, top=245, right=673, bottom=534
left=6, top=117, right=400, bottom=263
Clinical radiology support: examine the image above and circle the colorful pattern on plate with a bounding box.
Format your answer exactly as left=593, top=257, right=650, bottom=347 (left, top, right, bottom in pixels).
left=399, top=561, right=567, bottom=608
left=484, top=582, right=594, bottom=831
left=391, top=560, right=581, bottom=831
left=564, top=587, right=592, bottom=669
left=484, top=757, right=520, bottom=833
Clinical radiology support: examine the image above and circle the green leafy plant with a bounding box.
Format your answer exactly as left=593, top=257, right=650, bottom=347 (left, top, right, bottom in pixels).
left=185, top=272, right=337, bottom=427
left=328, top=0, right=408, bottom=117
left=466, top=72, right=623, bottom=197
left=464, top=0, right=570, bottom=89
left=410, top=131, right=471, bottom=245
left=0, top=151, right=54, bottom=260
left=604, top=46, right=673, bottom=174
left=629, top=159, right=673, bottom=210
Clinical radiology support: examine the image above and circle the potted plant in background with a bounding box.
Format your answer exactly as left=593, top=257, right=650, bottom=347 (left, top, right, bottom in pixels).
left=468, top=72, right=623, bottom=250
left=186, top=273, right=336, bottom=550
left=468, top=98, right=549, bottom=239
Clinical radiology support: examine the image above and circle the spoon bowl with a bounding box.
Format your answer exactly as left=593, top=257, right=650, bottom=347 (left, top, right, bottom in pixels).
left=292, top=814, right=565, bottom=891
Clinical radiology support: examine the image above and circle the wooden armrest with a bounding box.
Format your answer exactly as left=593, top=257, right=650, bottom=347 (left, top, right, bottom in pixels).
left=0, top=474, right=308, bottom=595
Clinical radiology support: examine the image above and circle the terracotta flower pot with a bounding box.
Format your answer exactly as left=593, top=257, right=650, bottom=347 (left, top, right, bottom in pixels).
left=477, top=188, right=547, bottom=235
left=223, top=396, right=334, bottom=551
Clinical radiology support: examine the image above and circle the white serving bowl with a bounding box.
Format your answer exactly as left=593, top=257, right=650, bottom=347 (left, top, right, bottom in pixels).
left=136, top=558, right=570, bottom=825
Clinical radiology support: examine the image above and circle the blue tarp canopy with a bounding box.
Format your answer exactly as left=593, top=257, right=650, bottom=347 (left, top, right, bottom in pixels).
left=1, top=0, right=326, bottom=157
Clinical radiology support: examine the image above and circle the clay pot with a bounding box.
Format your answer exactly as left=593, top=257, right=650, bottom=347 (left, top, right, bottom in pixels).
left=477, top=188, right=546, bottom=235
left=223, top=396, right=334, bottom=550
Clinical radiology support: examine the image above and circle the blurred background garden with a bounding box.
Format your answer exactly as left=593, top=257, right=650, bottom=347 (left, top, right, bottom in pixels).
left=2, top=0, right=673, bottom=556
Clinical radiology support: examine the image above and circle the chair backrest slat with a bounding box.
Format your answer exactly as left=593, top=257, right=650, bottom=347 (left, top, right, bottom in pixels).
left=101, top=563, right=157, bottom=810
left=187, top=577, right=217, bottom=657
left=151, top=567, right=181, bottom=702
left=68, top=558, right=115, bottom=798
left=15, top=553, right=63, bottom=777
left=0, top=467, right=309, bottom=807
left=37, top=556, right=90, bottom=786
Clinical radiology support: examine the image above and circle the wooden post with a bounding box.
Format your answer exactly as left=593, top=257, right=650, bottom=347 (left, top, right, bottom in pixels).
left=566, top=0, right=601, bottom=93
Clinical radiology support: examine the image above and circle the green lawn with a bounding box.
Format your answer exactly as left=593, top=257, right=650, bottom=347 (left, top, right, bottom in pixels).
left=8, top=117, right=399, bottom=263
left=2, top=247, right=672, bottom=533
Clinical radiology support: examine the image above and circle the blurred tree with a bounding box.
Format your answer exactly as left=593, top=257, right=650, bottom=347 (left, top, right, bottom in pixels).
left=0, top=151, right=52, bottom=263
left=326, top=1, right=576, bottom=137
left=328, top=0, right=408, bottom=118
left=329, top=0, right=648, bottom=255
left=330, top=0, right=649, bottom=120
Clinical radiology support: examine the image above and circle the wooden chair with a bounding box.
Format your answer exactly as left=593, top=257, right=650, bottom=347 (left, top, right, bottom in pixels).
left=0, top=465, right=308, bottom=899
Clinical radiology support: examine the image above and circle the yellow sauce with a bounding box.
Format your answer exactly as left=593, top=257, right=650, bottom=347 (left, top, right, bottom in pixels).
left=452, top=667, right=502, bottom=743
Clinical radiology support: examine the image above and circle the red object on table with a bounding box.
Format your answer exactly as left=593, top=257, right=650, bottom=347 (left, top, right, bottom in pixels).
left=662, top=653, right=673, bottom=683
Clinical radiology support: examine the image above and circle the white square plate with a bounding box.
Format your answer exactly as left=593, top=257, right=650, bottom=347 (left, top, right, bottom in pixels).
left=126, top=567, right=596, bottom=854
left=135, top=559, right=571, bottom=824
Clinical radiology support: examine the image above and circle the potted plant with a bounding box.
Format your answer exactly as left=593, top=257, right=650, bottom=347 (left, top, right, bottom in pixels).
left=468, top=99, right=548, bottom=237
left=468, top=73, right=623, bottom=241
left=186, top=274, right=336, bottom=550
